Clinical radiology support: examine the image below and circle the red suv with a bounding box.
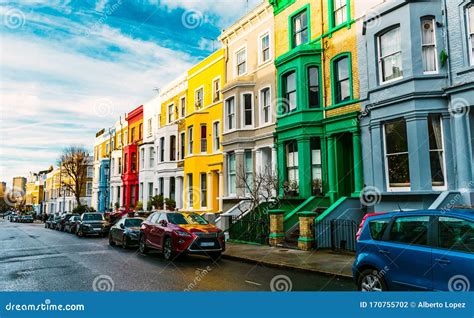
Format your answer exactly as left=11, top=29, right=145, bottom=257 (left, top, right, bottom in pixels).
left=139, top=212, right=225, bottom=260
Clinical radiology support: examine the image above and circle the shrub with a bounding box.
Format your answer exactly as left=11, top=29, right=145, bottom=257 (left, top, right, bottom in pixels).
left=165, top=198, right=176, bottom=211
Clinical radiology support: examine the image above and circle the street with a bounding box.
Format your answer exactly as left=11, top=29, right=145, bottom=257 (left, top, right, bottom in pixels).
left=0, top=220, right=354, bottom=291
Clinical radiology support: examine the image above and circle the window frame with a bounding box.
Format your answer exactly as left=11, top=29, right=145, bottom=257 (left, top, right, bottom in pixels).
left=290, top=6, right=309, bottom=49
left=467, top=3, right=474, bottom=66
left=307, top=65, right=321, bottom=108
left=383, top=119, right=411, bottom=192
left=194, top=86, right=204, bottom=110
left=180, top=132, right=186, bottom=160
left=332, top=0, right=349, bottom=28
left=282, top=70, right=297, bottom=113
left=377, top=26, right=404, bottom=84
left=212, top=76, right=221, bottom=103
left=435, top=216, right=474, bottom=254
left=258, top=30, right=272, bottom=65
left=212, top=120, right=220, bottom=152
left=331, top=53, right=353, bottom=105
left=200, top=173, right=207, bottom=209
left=200, top=124, right=207, bottom=153
left=259, top=86, right=272, bottom=126
left=235, top=46, right=248, bottom=77
left=225, top=96, right=236, bottom=132
left=428, top=115, right=447, bottom=191
left=167, top=103, right=175, bottom=124
left=241, top=92, right=254, bottom=128
left=180, top=96, right=186, bottom=118
left=187, top=126, right=193, bottom=155
left=386, top=215, right=432, bottom=247
left=420, top=17, right=438, bottom=74
left=169, top=135, right=176, bottom=161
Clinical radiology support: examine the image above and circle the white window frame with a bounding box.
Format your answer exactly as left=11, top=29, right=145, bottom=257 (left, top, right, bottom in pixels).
left=149, top=146, right=155, bottom=169
left=212, top=120, right=220, bottom=152
left=235, top=45, right=247, bottom=77
left=420, top=17, right=438, bottom=74
left=180, top=132, right=186, bottom=160
left=140, top=148, right=145, bottom=170
left=147, top=118, right=153, bottom=137
left=200, top=173, right=207, bottom=209
left=428, top=115, right=447, bottom=191
left=187, top=174, right=193, bottom=209
left=227, top=153, right=236, bottom=196
left=195, top=86, right=204, bottom=110
left=200, top=124, right=207, bottom=154
left=180, top=96, right=186, bottom=118
left=467, top=4, right=474, bottom=66
left=224, top=95, right=236, bottom=132
left=212, top=76, right=221, bottom=103
left=258, top=30, right=272, bottom=65
left=259, top=86, right=272, bottom=126
left=167, top=103, right=174, bottom=124
left=241, top=92, right=254, bottom=128
left=378, top=27, right=403, bottom=84
left=383, top=121, right=411, bottom=192
left=187, top=126, right=193, bottom=155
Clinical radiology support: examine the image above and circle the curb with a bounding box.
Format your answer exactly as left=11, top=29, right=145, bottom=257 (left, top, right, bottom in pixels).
left=221, top=253, right=353, bottom=280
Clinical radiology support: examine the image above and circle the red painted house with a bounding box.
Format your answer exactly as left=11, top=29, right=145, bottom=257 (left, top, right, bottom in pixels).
left=122, top=105, right=143, bottom=210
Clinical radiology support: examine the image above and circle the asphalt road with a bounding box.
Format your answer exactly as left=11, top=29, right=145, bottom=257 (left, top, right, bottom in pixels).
left=0, top=219, right=354, bottom=291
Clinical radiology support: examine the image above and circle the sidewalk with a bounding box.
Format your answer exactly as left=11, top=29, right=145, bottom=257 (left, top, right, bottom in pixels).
left=222, top=242, right=354, bottom=278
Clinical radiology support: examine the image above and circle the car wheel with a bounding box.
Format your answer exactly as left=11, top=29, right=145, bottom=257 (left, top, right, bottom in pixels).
left=209, top=252, right=222, bottom=261
left=77, top=228, right=83, bottom=238
left=108, top=233, right=116, bottom=246
left=163, top=237, right=175, bottom=261
left=357, top=269, right=388, bottom=292
left=139, top=235, right=149, bottom=254
left=122, top=235, right=128, bottom=249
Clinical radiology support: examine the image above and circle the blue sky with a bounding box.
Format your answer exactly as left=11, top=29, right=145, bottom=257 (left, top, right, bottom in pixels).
left=0, top=0, right=261, bottom=187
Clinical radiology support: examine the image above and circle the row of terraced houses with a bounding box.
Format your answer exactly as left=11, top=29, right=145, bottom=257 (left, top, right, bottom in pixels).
left=91, top=0, right=474, bottom=248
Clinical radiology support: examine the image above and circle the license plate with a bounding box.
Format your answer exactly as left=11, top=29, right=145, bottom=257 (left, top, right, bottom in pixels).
left=200, top=242, right=214, bottom=247
left=93, top=228, right=101, bottom=231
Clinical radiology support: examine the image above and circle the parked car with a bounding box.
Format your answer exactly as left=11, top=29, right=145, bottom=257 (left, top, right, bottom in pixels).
left=45, top=215, right=54, bottom=228
left=9, top=214, right=19, bottom=222
left=64, top=215, right=81, bottom=233
left=109, top=217, right=144, bottom=248
left=76, top=213, right=110, bottom=237
left=56, top=214, right=78, bottom=231
left=353, top=209, right=474, bottom=291
left=21, top=215, right=34, bottom=223
left=139, top=212, right=225, bottom=260
left=50, top=215, right=62, bottom=229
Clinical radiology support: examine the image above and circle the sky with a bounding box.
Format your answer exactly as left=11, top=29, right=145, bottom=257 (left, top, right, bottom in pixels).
left=0, top=0, right=262, bottom=188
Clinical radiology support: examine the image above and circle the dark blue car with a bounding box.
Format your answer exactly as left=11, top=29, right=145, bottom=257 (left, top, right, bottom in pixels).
left=352, top=209, right=474, bottom=291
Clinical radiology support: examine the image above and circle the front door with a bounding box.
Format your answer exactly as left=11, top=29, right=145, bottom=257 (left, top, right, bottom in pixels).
left=432, top=216, right=474, bottom=291
left=335, top=133, right=354, bottom=197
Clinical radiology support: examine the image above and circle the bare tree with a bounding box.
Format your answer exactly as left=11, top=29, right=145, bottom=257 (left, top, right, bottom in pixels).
left=57, top=146, right=90, bottom=207
left=235, top=164, right=281, bottom=215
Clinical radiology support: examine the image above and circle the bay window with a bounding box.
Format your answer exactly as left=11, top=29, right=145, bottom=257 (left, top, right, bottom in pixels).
left=286, top=141, right=299, bottom=190
left=384, top=119, right=410, bottom=190
left=187, top=126, right=193, bottom=155
left=242, top=93, right=253, bottom=127
left=200, top=125, right=207, bottom=153
left=378, top=27, right=403, bottom=83
left=244, top=150, right=253, bottom=195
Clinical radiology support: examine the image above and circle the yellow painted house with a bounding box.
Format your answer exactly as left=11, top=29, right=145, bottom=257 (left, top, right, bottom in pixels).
left=183, top=49, right=225, bottom=213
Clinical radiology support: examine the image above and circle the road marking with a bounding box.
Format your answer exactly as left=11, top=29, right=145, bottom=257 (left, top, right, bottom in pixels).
left=77, top=250, right=108, bottom=255
left=245, top=280, right=262, bottom=286
left=0, top=243, right=100, bottom=253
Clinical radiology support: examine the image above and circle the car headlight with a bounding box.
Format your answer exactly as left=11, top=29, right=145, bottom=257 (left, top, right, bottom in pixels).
left=174, top=230, right=192, bottom=237
left=83, top=224, right=92, bottom=227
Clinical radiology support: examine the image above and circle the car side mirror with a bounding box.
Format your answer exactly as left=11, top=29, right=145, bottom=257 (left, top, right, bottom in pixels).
left=159, top=220, right=167, bottom=227
left=120, top=224, right=125, bottom=229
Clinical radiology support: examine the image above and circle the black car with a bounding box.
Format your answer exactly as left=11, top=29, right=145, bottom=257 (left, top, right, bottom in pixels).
left=57, top=214, right=78, bottom=231
left=64, top=215, right=81, bottom=233
left=76, top=213, right=110, bottom=237
left=109, top=217, right=144, bottom=248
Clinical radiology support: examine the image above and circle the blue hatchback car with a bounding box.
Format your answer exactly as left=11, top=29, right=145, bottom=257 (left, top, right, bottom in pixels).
left=352, top=209, right=474, bottom=291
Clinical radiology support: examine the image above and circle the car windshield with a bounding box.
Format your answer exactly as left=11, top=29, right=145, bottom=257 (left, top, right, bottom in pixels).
left=124, top=219, right=143, bottom=228
left=168, top=213, right=208, bottom=225
left=83, top=214, right=103, bottom=221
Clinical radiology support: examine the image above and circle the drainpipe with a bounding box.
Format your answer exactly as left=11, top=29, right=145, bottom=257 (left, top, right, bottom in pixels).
left=320, top=0, right=327, bottom=119
left=441, top=0, right=452, bottom=87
